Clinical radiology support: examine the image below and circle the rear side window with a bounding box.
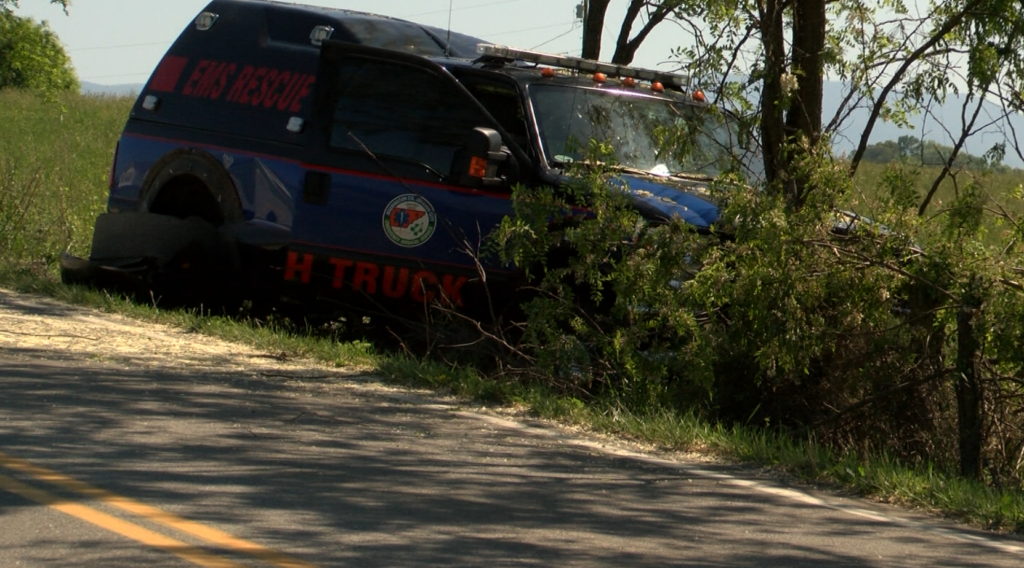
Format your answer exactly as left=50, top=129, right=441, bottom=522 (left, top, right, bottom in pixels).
left=329, top=57, right=489, bottom=181
left=341, top=19, right=448, bottom=57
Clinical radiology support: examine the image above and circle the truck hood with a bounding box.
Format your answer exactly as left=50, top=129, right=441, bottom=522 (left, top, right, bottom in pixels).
left=617, top=174, right=720, bottom=229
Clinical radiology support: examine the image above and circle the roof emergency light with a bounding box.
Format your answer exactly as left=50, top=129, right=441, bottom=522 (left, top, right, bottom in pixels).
left=310, top=26, right=334, bottom=46
left=194, top=12, right=218, bottom=31
left=477, top=44, right=690, bottom=91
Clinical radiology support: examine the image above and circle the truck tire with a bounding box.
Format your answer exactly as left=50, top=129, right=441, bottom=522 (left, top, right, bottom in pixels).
left=137, top=149, right=244, bottom=306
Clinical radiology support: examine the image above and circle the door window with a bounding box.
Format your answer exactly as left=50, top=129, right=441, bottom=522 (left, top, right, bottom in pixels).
left=329, top=57, right=490, bottom=183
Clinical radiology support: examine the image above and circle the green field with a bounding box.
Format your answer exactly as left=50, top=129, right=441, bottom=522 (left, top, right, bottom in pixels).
left=849, top=158, right=1024, bottom=247
left=0, top=90, right=132, bottom=266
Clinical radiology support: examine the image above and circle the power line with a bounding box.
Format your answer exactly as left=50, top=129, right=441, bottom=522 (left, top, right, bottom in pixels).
left=483, top=20, right=576, bottom=38
left=70, top=41, right=173, bottom=52
left=407, top=0, right=525, bottom=18
left=530, top=23, right=579, bottom=51
left=82, top=72, right=151, bottom=80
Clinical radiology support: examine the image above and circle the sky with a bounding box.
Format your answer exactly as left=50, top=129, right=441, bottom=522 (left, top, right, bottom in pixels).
left=14, top=0, right=1022, bottom=165
left=13, top=0, right=692, bottom=86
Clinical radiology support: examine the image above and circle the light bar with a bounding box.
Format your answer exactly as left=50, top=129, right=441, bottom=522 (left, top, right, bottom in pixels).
left=477, top=44, right=690, bottom=90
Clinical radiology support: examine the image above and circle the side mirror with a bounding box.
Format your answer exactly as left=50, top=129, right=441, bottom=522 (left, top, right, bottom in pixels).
left=460, top=127, right=510, bottom=187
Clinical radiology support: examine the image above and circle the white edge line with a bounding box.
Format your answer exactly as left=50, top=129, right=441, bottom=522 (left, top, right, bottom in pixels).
left=451, top=409, right=1024, bottom=556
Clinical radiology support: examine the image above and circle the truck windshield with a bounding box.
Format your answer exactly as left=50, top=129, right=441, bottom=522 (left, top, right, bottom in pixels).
left=530, top=84, right=745, bottom=178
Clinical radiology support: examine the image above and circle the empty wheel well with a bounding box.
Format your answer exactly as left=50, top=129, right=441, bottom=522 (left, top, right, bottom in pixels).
left=148, top=174, right=225, bottom=226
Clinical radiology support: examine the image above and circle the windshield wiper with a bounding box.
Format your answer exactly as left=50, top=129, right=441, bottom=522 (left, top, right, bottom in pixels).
left=551, top=158, right=715, bottom=183
left=612, top=164, right=715, bottom=183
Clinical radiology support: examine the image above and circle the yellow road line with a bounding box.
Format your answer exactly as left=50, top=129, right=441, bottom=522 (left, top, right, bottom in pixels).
left=0, top=472, right=247, bottom=568
left=0, top=450, right=320, bottom=568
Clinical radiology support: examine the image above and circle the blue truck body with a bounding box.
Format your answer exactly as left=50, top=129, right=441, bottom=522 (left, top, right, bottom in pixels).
left=64, top=0, right=756, bottom=317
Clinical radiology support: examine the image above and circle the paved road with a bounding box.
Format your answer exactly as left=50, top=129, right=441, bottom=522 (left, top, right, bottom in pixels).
left=1, top=290, right=1023, bottom=567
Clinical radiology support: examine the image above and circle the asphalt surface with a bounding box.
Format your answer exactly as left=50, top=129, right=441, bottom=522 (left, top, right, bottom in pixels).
left=1, top=289, right=1023, bottom=567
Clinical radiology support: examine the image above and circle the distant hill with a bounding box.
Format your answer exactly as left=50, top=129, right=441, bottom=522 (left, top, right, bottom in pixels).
left=80, top=81, right=144, bottom=97
left=823, top=81, right=1024, bottom=169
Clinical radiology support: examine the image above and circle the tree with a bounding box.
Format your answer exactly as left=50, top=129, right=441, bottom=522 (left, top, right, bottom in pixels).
left=0, top=0, right=68, bottom=14
left=0, top=11, right=78, bottom=93
left=897, top=136, right=921, bottom=160
left=673, top=0, right=1024, bottom=480
left=614, top=0, right=1024, bottom=208
left=580, top=1, right=692, bottom=65
left=576, top=0, right=1024, bottom=481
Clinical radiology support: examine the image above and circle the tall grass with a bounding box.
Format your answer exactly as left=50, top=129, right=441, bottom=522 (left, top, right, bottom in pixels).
left=849, top=160, right=1024, bottom=242
left=0, top=89, right=132, bottom=266
left=851, top=160, right=1024, bottom=208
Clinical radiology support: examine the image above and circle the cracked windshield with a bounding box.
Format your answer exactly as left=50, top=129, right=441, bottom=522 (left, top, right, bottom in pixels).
left=530, top=84, right=745, bottom=178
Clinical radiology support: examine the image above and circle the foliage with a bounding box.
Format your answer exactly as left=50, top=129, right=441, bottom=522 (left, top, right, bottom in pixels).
left=860, top=136, right=1014, bottom=173
left=0, top=0, right=67, bottom=13
left=0, top=11, right=78, bottom=95
left=491, top=144, right=724, bottom=410
left=0, top=90, right=130, bottom=264
left=647, top=0, right=1024, bottom=209
left=491, top=132, right=1024, bottom=486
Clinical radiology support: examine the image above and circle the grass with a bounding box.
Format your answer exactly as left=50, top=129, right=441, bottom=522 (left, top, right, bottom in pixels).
left=851, top=158, right=1024, bottom=210
left=0, top=89, right=130, bottom=264
left=849, top=159, right=1024, bottom=247
left=4, top=88, right=1024, bottom=534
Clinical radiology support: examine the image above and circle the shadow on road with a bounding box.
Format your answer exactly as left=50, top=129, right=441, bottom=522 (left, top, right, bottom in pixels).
left=1, top=341, right=1019, bottom=567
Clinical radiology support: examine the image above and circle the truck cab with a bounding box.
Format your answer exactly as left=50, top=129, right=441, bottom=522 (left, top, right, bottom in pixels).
left=63, top=0, right=757, bottom=318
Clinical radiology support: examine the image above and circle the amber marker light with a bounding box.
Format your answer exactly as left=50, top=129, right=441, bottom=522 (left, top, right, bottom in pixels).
left=593, top=72, right=607, bottom=83
left=651, top=81, right=665, bottom=93
left=540, top=67, right=555, bottom=78
left=622, top=77, right=637, bottom=88
left=469, top=156, right=488, bottom=177
left=693, top=90, right=706, bottom=102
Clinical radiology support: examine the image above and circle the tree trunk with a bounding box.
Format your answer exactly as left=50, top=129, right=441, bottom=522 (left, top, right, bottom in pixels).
left=759, top=0, right=787, bottom=188
left=785, top=0, right=825, bottom=142
left=955, top=284, right=984, bottom=480
left=582, top=0, right=612, bottom=61
left=783, top=0, right=826, bottom=206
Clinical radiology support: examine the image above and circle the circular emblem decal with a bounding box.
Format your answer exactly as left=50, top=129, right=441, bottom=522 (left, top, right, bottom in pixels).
left=383, top=194, right=437, bottom=247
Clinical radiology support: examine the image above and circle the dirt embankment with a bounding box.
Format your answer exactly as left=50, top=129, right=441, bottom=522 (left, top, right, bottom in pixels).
left=0, top=287, right=363, bottom=381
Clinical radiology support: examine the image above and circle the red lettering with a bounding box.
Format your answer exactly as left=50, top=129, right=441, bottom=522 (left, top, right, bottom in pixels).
left=441, top=275, right=468, bottom=307
left=285, top=252, right=314, bottom=284
left=210, top=62, right=236, bottom=99
left=253, top=69, right=278, bottom=107
left=382, top=266, right=409, bottom=299
left=193, top=61, right=223, bottom=98
left=353, top=262, right=380, bottom=294
left=182, top=60, right=210, bottom=96
left=288, top=75, right=316, bottom=112
left=411, top=271, right=438, bottom=303
left=286, top=253, right=469, bottom=307
left=264, top=71, right=290, bottom=108
left=329, top=258, right=354, bottom=289
left=226, top=65, right=254, bottom=102
left=239, top=67, right=267, bottom=105
left=276, top=73, right=306, bottom=111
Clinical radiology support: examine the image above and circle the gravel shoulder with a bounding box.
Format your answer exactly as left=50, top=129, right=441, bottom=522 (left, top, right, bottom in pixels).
left=0, top=287, right=368, bottom=380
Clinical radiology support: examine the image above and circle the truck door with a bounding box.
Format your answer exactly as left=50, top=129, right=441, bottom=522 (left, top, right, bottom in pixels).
left=288, top=41, right=523, bottom=309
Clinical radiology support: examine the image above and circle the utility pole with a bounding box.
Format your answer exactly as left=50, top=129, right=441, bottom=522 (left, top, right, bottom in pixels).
left=576, top=0, right=588, bottom=21
left=579, top=0, right=609, bottom=60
